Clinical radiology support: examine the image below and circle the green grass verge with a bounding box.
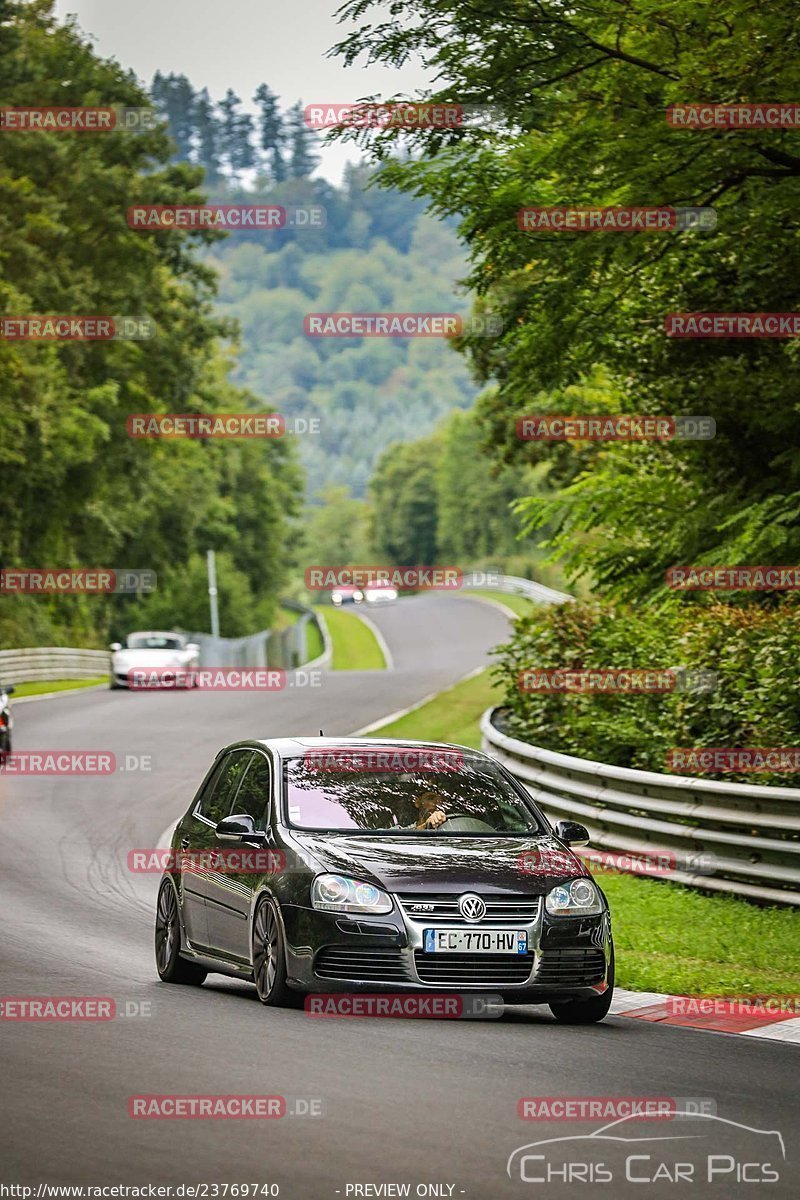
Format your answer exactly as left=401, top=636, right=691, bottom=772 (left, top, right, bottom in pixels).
left=462, top=589, right=534, bottom=619
left=370, top=666, right=800, bottom=996
left=316, top=606, right=386, bottom=671
left=10, top=677, right=107, bottom=697
left=374, top=668, right=501, bottom=748
left=598, top=872, right=800, bottom=995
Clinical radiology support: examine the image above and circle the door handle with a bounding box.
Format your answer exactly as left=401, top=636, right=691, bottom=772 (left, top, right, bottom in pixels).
left=181, top=836, right=190, bottom=849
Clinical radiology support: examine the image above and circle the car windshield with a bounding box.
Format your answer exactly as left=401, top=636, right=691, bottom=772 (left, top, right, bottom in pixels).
left=284, top=750, right=542, bottom=835
left=126, top=633, right=184, bottom=650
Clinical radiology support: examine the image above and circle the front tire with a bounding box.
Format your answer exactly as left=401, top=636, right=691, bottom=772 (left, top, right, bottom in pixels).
left=155, top=879, right=207, bottom=985
left=549, top=946, right=615, bottom=1025
left=252, top=897, right=294, bottom=1007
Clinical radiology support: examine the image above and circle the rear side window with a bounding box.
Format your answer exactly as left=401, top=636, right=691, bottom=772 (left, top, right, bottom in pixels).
left=196, top=750, right=253, bottom=825
left=231, top=754, right=272, bottom=829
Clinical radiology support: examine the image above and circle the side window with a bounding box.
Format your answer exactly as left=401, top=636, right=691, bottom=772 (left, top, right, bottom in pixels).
left=231, top=754, right=272, bottom=829
left=196, top=751, right=253, bottom=825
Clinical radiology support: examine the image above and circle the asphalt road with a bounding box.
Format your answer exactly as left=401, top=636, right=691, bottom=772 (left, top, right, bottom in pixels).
left=1, top=594, right=797, bottom=1199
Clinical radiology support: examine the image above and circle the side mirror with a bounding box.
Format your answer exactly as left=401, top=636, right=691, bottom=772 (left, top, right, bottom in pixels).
left=554, top=820, right=590, bottom=847
left=109, top=642, right=122, bottom=652
left=185, top=643, right=200, bottom=654
left=3, top=685, right=14, bottom=696
left=216, top=813, right=259, bottom=842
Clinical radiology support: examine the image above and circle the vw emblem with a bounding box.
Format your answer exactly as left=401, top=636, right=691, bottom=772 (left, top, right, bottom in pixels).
left=459, top=893, right=486, bottom=922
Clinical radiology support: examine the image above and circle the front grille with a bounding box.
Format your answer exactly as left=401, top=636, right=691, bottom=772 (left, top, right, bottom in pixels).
left=398, top=893, right=540, bottom=924
left=414, top=951, right=534, bottom=986
left=314, top=946, right=409, bottom=982
left=534, top=948, right=606, bottom=988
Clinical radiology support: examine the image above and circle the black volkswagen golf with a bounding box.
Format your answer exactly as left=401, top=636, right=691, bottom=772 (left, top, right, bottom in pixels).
left=155, top=737, right=614, bottom=1023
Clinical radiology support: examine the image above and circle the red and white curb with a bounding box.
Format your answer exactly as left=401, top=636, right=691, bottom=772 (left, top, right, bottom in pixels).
left=612, top=988, right=800, bottom=1043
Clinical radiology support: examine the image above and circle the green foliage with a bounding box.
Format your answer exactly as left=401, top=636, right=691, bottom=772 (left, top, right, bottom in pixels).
left=494, top=597, right=800, bottom=784
left=209, top=193, right=481, bottom=495
left=366, top=404, right=549, bottom=570
left=301, top=485, right=371, bottom=569
left=0, top=1, right=301, bottom=646
left=329, top=0, right=800, bottom=594
left=370, top=436, right=441, bottom=564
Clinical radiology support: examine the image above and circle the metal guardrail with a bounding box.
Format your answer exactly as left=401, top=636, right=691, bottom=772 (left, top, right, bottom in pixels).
left=188, top=602, right=329, bottom=673
left=461, top=572, right=573, bottom=606
left=481, top=706, right=800, bottom=906
left=0, top=647, right=109, bottom=685
left=0, top=607, right=330, bottom=685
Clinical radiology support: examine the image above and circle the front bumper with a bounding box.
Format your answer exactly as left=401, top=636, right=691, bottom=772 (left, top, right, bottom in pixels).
left=279, top=895, right=612, bottom=1003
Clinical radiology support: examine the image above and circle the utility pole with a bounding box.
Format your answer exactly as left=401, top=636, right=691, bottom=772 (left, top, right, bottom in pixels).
left=207, top=549, right=220, bottom=637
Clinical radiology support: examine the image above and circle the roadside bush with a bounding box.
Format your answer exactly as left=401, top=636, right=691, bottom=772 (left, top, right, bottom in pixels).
left=493, top=596, right=800, bottom=785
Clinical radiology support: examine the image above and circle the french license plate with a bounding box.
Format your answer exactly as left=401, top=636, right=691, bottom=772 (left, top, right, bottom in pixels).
left=423, top=928, right=527, bottom=954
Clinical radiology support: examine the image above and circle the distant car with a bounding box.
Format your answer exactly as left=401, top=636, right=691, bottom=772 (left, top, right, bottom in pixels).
left=154, top=736, right=614, bottom=1022
left=0, top=683, right=14, bottom=758
left=331, top=585, right=363, bottom=606
left=109, top=631, right=200, bottom=690
left=363, top=579, right=398, bottom=604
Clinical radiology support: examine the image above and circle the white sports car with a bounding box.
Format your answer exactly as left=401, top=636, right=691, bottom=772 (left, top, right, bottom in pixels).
left=109, top=631, right=200, bottom=690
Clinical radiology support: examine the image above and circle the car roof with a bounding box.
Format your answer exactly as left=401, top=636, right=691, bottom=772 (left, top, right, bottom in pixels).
left=127, top=630, right=184, bottom=638
left=222, top=736, right=487, bottom=761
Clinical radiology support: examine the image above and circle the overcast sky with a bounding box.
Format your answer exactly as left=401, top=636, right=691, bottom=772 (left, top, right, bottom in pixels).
left=52, top=0, right=433, bottom=182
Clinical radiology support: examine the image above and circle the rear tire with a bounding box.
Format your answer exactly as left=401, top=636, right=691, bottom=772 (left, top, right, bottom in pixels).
left=549, top=945, right=614, bottom=1025
left=252, top=897, right=295, bottom=1007
left=155, top=879, right=207, bottom=985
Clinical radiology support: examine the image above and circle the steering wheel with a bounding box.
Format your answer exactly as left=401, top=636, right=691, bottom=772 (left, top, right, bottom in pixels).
left=434, top=815, right=496, bottom=833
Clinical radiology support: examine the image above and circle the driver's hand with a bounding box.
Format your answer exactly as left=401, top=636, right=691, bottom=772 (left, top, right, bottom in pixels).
left=426, top=809, right=447, bottom=829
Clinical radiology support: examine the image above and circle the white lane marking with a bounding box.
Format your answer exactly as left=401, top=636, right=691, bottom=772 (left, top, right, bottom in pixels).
left=346, top=608, right=394, bottom=670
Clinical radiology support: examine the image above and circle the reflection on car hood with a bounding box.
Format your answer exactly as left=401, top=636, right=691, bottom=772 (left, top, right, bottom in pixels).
left=290, top=832, right=587, bottom=894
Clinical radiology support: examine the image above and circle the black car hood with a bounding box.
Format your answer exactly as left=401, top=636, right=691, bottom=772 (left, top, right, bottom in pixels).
left=289, top=832, right=588, bottom=894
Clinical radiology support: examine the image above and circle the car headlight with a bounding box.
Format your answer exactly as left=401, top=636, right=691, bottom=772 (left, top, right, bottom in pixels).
left=545, top=878, right=603, bottom=916
left=311, top=873, right=393, bottom=914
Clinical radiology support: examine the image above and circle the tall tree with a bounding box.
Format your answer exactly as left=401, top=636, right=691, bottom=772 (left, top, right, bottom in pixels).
left=370, top=437, right=441, bottom=565
left=0, top=2, right=301, bottom=646
left=193, top=86, right=222, bottom=181
left=218, top=88, right=256, bottom=180
left=330, top=0, right=800, bottom=598
left=285, top=100, right=320, bottom=179
left=254, top=83, right=286, bottom=181
left=150, top=71, right=196, bottom=162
